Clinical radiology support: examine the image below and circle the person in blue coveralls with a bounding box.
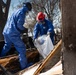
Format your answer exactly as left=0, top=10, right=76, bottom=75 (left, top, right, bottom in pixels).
left=33, top=12, right=55, bottom=44
left=0, top=2, right=32, bottom=70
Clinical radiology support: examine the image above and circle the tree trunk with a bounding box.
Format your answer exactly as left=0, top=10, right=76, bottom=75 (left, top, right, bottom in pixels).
left=62, top=0, right=76, bottom=75
left=0, top=0, right=3, bottom=40
left=0, top=0, right=11, bottom=40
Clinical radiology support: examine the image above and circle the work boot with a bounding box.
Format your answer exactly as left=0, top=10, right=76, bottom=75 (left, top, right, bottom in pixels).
left=27, top=63, right=33, bottom=67
left=21, top=63, right=33, bottom=70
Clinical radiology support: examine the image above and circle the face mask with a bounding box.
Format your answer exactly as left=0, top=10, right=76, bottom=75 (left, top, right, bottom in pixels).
left=39, top=21, right=45, bottom=24
left=26, top=11, right=29, bottom=15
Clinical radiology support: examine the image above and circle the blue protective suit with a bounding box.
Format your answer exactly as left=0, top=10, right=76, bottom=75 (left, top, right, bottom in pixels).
left=1, top=6, right=29, bottom=69
left=33, top=19, right=55, bottom=44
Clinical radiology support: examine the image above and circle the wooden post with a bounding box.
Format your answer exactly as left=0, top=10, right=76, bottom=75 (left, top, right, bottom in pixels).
left=62, top=0, right=76, bottom=75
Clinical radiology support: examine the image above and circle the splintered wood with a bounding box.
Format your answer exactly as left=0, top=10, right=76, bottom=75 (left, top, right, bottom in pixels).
left=40, top=61, right=62, bottom=75
left=22, top=64, right=40, bottom=75
left=17, top=61, right=62, bottom=75
left=0, top=49, right=39, bottom=73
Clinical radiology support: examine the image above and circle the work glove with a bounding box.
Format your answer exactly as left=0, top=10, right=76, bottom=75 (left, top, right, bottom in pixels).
left=47, top=32, right=51, bottom=36
left=34, top=38, right=44, bottom=45
left=34, top=39, right=40, bottom=44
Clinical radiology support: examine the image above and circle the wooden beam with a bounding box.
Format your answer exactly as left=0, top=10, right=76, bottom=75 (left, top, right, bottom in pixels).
left=33, top=40, right=62, bottom=75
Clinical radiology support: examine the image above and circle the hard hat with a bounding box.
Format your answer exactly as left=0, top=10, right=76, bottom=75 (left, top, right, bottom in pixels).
left=36, top=12, right=45, bottom=22
left=23, top=2, right=32, bottom=11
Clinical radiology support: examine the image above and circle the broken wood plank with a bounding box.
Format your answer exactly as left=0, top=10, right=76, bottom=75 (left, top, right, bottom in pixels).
left=15, top=60, right=43, bottom=75
left=0, top=49, right=39, bottom=73
left=15, top=60, right=62, bottom=75
left=0, top=49, right=38, bottom=64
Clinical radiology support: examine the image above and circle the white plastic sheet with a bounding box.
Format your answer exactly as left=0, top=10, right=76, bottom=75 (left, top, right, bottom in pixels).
left=34, top=35, right=54, bottom=58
